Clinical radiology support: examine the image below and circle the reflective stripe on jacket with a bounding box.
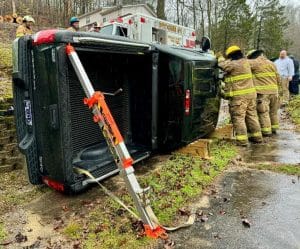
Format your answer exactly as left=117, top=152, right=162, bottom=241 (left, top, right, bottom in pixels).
left=219, top=58, right=256, bottom=99
left=248, top=56, right=280, bottom=94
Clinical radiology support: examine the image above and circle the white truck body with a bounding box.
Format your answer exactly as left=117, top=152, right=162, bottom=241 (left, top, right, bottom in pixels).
left=99, top=13, right=196, bottom=48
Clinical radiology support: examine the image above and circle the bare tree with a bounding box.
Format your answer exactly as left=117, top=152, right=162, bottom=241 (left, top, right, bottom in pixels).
left=157, top=0, right=166, bottom=20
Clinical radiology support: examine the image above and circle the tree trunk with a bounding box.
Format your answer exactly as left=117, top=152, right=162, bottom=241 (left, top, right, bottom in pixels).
left=11, top=0, right=16, bottom=14
left=207, top=0, right=212, bottom=37
left=192, top=0, right=197, bottom=29
left=199, top=1, right=205, bottom=36
left=257, top=16, right=263, bottom=49
left=157, top=0, right=166, bottom=20
left=176, top=0, right=180, bottom=24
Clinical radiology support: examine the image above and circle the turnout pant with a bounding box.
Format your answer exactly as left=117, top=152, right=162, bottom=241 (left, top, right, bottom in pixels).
left=229, top=98, right=262, bottom=144
left=257, top=94, right=279, bottom=135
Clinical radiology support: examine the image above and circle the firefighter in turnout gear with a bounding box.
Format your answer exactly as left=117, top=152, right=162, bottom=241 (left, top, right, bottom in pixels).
left=219, top=45, right=263, bottom=146
left=67, top=16, right=79, bottom=32
left=16, top=15, right=35, bottom=38
left=247, top=49, right=280, bottom=135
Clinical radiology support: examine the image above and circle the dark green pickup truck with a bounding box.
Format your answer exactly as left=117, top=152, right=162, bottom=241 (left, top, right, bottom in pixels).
left=12, top=30, right=220, bottom=193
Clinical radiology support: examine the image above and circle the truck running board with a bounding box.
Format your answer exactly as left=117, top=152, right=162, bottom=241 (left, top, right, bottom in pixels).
left=66, top=44, right=166, bottom=239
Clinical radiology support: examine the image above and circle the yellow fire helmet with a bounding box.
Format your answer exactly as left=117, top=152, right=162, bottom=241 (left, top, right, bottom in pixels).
left=225, top=45, right=241, bottom=57
left=247, top=49, right=264, bottom=59
left=23, top=15, right=35, bottom=23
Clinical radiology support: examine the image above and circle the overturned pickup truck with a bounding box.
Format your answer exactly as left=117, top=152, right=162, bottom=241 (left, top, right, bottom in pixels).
left=12, top=30, right=220, bottom=193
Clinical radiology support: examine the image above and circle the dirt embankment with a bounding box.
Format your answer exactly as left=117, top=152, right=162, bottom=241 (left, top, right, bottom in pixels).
left=0, top=23, right=14, bottom=100
left=0, top=23, right=25, bottom=174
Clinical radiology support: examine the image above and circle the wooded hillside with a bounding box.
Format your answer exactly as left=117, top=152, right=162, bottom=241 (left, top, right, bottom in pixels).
left=0, top=0, right=298, bottom=58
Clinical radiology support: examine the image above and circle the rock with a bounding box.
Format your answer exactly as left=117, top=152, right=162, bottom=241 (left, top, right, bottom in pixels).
left=15, top=232, right=27, bottom=243
left=242, top=219, right=251, bottom=228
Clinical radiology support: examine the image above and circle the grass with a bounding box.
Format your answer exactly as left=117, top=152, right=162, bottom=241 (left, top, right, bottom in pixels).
left=0, top=169, right=49, bottom=216
left=63, top=197, right=152, bottom=249
left=0, top=222, right=7, bottom=247
left=248, top=163, right=300, bottom=176
left=143, top=141, right=236, bottom=224
left=0, top=43, right=12, bottom=69
left=61, top=140, right=237, bottom=248
left=63, top=222, right=82, bottom=240
left=287, top=96, right=300, bottom=125
left=0, top=43, right=13, bottom=100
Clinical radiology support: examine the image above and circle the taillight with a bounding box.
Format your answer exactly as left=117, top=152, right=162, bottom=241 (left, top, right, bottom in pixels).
left=185, top=89, right=191, bottom=116
left=140, top=17, right=146, bottom=23
left=117, top=17, right=123, bottom=23
left=32, top=29, right=57, bottom=46
left=192, top=31, right=196, bottom=36
left=42, top=176, right=65, bottom=192
left=128, top=19, right=133, bottom=25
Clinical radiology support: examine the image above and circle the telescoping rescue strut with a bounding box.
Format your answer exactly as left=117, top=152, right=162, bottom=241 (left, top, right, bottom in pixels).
left=65, top=44, right=167, bottom=239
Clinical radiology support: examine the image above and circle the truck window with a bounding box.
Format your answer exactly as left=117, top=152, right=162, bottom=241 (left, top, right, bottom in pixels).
left=169, top=58, right=183, bottom=84
left=115, top=26, right=128, bottom=37
left=193, top=65, right=214, bottom=93
left=99, top=25, right=114, bottom=35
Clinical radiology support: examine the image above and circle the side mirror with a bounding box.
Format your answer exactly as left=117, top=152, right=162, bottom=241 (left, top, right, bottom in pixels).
left=201, top=36, right=211, bottom=52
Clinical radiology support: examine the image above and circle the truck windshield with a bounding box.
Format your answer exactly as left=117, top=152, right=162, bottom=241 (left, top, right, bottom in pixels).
left=100, top=25, right=114, bottom=35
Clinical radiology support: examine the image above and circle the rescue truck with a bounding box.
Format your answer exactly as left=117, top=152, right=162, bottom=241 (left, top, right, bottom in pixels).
left=99, top=13, right=196, bottom=48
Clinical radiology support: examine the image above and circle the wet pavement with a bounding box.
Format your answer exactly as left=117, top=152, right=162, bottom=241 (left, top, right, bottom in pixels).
left=241, top=129, right=300, bottom=164
left=167, top=107, right=300, bottom=249
left=240, top=110, right=300, bottom=164
left=170, top=169, right=300, bottom=249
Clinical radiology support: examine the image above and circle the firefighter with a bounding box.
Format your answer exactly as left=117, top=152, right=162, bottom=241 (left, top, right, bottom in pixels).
left=16, top=15, right=35, bottom=38
left=67, top=16, right=79, bottom=32
left=247, top=49, right=280, bottom=135
left=89, top=22, right=101, bottom=32
left=218, top=46, right=262, bottom=146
